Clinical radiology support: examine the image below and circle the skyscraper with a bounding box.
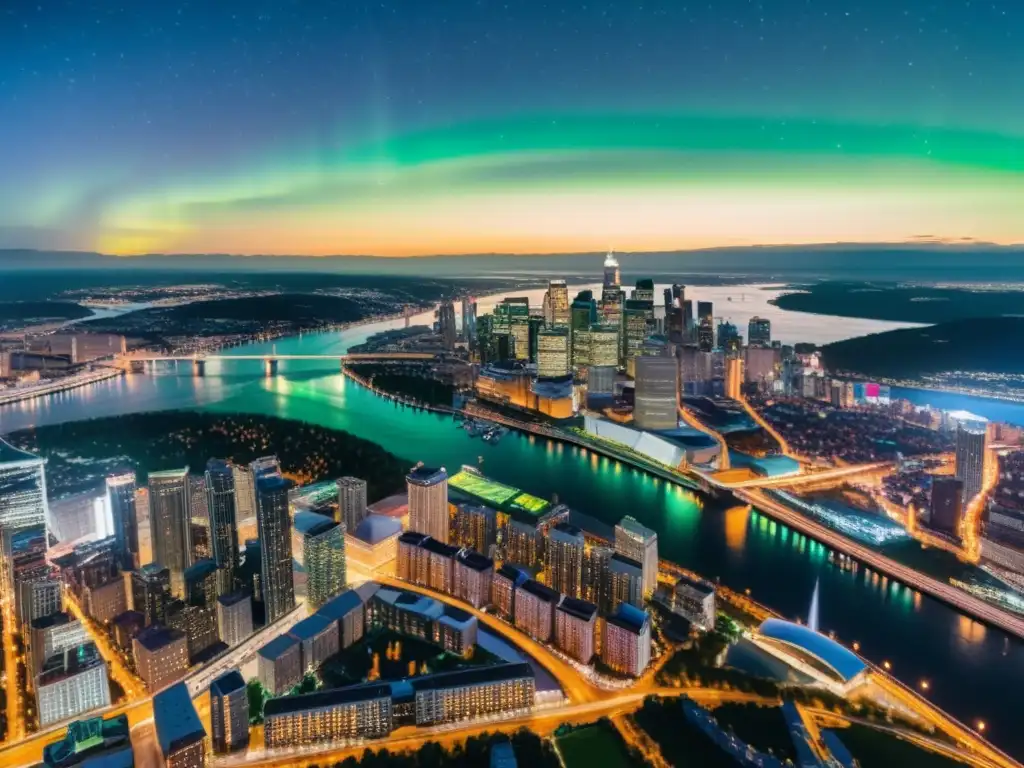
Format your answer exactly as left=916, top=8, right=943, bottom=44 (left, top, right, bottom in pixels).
left=536, top=329, right=570, bottom=378
left=438, top=300, right=457, bottom=350
left=547, top=280, right=570, bottom=326
left=461, top=296, right=477, bottom=346
left=633, top=356, right=679, bottom=431
left=546, top=523, right=585, bottom=599
left=294, top=512, right=346, bottom=610
left=337, top=476, right=368, bottom=532
left=132, top=564, right=171, bottom=626
left=956, top=423, right=988, bottom=505
left=603, top=250, right=621, bottom=288
left=614, top=517, right=658, bottom=598
left=149, top=468, right=191, bottom=598
left=929, top=476, right=964, bottom=536
left=622, top=299, right=653, bottom=364
left=257, top=474, right=295, bottom=624
left=106, top=473, right=138, bottom=570
left=748, top=316, right=771, bottom=347
left=570, top=291, right=598, bottom=368
left=205, top=460, right=238, bottom=596
left=697, top=301, right=714, bottom=352
left=493, top=298, right=530, bottom=362
left=717, top=321, right=741, bottom=352
left=407, top=466, right=449, bottom=543
left=633, top=279, right=655, bottom=303
left=0, top=438, right=50, bottom=626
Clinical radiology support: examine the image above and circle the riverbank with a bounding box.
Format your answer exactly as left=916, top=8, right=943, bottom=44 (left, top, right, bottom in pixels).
left=0, top=367, right=123, bottom=406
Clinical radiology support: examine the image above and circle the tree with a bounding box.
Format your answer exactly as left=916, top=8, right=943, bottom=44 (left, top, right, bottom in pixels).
left=246, top=679, right=267, bottom=724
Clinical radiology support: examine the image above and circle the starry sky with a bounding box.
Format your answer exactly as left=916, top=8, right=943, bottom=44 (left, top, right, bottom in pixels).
left=2, top=0, right=1022, bottom=257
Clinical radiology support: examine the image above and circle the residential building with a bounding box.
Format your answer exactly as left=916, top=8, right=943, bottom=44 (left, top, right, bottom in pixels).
left=608, top=553, right=644, bottom=613
left=956, top=423, right=989, bottom=505
left=659, top=574, right=716, bottom=629
left=412, top=663, right=535, bottom=726
left=216, top=590, right=253, bottom=647
left=105, top=473, right=138, bottom=570
left=554, top=597, right=597, bottom=663
left=633, top=356, right=679, bottom=431
left=263, top=683, right=393, bottom=748
left=513, top=579, right=559, bottom=642
left=83, top=577, right=127, bottom=624
left=367, top=587, right=443, bottom=643
left=149, top=468, right=191, bottom=597
left=451, top=503, right=497, bottom=556
left=503, top=517, right=542, bottom=570
left=256, top=474, right=295, bottom=623
left=293, top=511, right=346, bottom=610
left=601, top=604, right=652, bottom=677
left=210, top=670, right=249, bottom=754
left=546, top=523, right=585, bottom=598
left=437, top=610, right=479, bottom=656
left=112, top=610, right=146, bottom=653
left=407, top=466, right=450, bottom=543
left=133, top=626, right=189, bottom=692
left=154, top=682, right=207, bottom=768
left=337, top=476, right=368, bottom=532
left=257, top=634, right=303, bottom=695
left=317, top=588, right=366, bottom=649
left=614, top=516, right=658, bottom=598
left=582, top=545, right=612, bottom=613
left=36, top=642, right=111, bottom=727
left=454, top=549, right=493, bottom=609
left=492, top=564, right=523, bottom=621
left=288, top=613, right=340, bottom=671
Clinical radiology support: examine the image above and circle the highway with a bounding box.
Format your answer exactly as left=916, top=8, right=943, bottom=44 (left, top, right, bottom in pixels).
left=1, top=583, right=25, bottom=742
left=713, top=461, right=893, bottom=489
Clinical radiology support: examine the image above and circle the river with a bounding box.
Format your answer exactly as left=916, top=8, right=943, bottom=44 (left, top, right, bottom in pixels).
left=1, top=298, right=1023, bottom=757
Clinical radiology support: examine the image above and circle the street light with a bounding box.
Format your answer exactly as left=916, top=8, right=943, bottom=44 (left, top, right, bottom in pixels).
left=882, top=660, right=892, bottom=671
left=919, top=680, right=929, bottom=691
left=977, top=720, right=986, bottom=732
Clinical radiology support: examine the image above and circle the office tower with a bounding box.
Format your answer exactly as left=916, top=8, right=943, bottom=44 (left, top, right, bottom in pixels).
left=570, top=291, right=598, bottom=368
left=30, top=612, right=87, bottom=675
left=105, top=473, right=138, bottom=570
left=588, top=324, right=620, bottom=370
left=187, top=474, right=210, bottom=562
left=663, top=287, right=673, bottom=311
left=451, top=503, right=497, bottom=556
left=217, top=590, right=253, bottom=647
left=149, top=468, right=191, bottom=598
left=258, top=634, right=303, bottom=695
left=633, top=356, right=679, bottom=431
left=513, top=579, right=559, bottom=642
left=407, top=466, right=449, bottom=543
left=930, top=477, right=965, bottom=536
left=263, top=683, right=393, bottom=747
left=134, top=488, right=153, bottom=567
left=633, top=278, right=655, bottom=302
left=956, top=423, right=988, bottom=505
left=601, top=604, right=652, bottom=677
left=582, top=545, right=612, bottom=612
left=0, top=438, right=50, bottom=626
left=36, top=642, right=111, bottom=727
left=476, top=314, right=495, bottom=364
left=494, top=298, right=531, bottom=361
left=134, top=626, right=189, bottom=691
left=461, top=296, right=478, bottom=346
left=337, top=476, right=368, bottom=532
left=697, top=301, right=714, bottom=351
left=547, top=280, right=570, bottom=326
left=132, top=564, right=171, bottom=626
left=608, top=553, right=644, bottom=612
left=546, top=523, right=585, bottom=598
left=210, top=670, right=249, bottom=754
left=203, top=460, right=238, bottom=596
left=257, top=474, right=295, bottom=624
left=537, top=328, right=570, bottom=378
left=621, top=299, right=652, bottom=364
left=554, top=597, right=597, bottom=663
left=154, top=683, right=207, bottom=768
left=681, top=299, right=695, bottom=340
left=748, top=316, right=771, bottom=347
left=295, top=512, right=346, bottom=610
left=454, top=549, right=494, bottom=609
left=438, top=300, right=457, bottom=350
left=231, top=463, right=256, bottom=523
left=527, top=315, right=545, bottom=363
left=183, top=559, right=219, bottom=659
left=614, top=517, right=658, bottom=598
left=83, top=577, right=127, bottom=623
left=603, top=250, right=621, bottom=287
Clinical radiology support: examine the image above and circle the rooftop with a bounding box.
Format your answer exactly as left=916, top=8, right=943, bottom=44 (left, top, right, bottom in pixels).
left=616, top=516, right=657, bottom=541
left=184, top=558, right=218, bottom=584
left=496, top=564, right=529, bottom=586
left=38, top=642, right=104, bottom=687
left=352, top=514, right=402, bottom=544
left=31, top=611, right=73, bottom=631
left=406, top=465, right=447, bottom=485
left=456, top=549, right=494, bottom=572
left=609, top=553, right=643, bottom=574
left=257, top=633, right=300, bottom=661
left=674, top=573, right=715, bottom=598
left=257, top=474, right=291, bottom=493
left=607, top=604, right=650, bottom=633
left=557, top=596, right=598, bottom=622
left=421, top=537, right=460, bottom=558
left=0, top=437, right=46, bottom=468
left=518, top=579, right=559, bottom=603
left=210, top=670, right=246, bottom=697
left=134, top=625, right=186, bottom=652
left=316, top=588, right=364, bottom=622
left=148, top=467, right=188, bottom=480
left=263, top=682, right=392, bottom=718
left=756, top=618, right=867, bottom=683
left=288, top=613, right=335, bottom=642
left=154, top=683, right=205, bottom=757
left=398, top=531, right=430, bottom=547
left=293, top=510, right=338, bottom=537
left=42, top=714, right=130, bottom=768
left=410, top=662, right=534, bottom=693
left=217, top=590, right=251, bottom=608
left=551, top=522, right=583, bottom=540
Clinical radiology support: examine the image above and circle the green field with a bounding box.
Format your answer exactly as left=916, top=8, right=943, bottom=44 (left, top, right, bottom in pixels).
left=449, top=470, right=521, bottom=506
left=556, top=723, right=634, bottom=768
left=510, top=492, right=551, bottom=515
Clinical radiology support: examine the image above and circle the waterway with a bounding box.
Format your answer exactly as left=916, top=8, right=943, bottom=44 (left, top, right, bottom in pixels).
left=1, top=303, right=1023, bottom=758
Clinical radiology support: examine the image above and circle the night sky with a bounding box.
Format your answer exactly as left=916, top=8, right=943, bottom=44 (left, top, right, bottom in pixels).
left=2, top=1, right=1022, bottom=257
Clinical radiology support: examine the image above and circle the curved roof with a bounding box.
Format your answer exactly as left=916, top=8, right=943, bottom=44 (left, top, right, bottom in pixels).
left=757, top=619, right=866, bottom=682
left=353, top=514, right=402, bottom=544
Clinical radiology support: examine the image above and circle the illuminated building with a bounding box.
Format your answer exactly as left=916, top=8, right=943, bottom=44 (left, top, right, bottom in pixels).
left=748, top=316, right=771, bottom=347
left=527, top=315, right=545, bottom=363
left=288, top=613, right=340, bottom=671
left=956, top=422, right=988, bottom=505
left=547, top=280, right=570, bottom=326
left=149, top=468, right=190, bottom=597
left=42, top=714, right=131, bottom=768
left=407, top=465, right=450, bottom=543
left=112, top=611, right=145, bottom=652
left=293, top=511, right=346, bottom=610
left=614, top=517, right=658, bottom=598
left=603, top=250, right=621, bottom=288
left=209, top=670, right=248, bottom=754
left=21, top=578, right=63, bottom=632
left=263, top=683, right=393, bottom=748
left=454, top=549, right=494, bottom=609
left=493, top=297, right=531, bottom=361
left=216, top=590, right=252, bottom=647
left=537, top=328, right=570, bottom=378
left=154, top=682, right=207, bottom=768
left=132, top=564, right=171, bottom=626
left=413, top=663, right=535, bottom=726
left=183, top=559, right=219, bottom=659
left=105, top=473, right=138, bottom=570
left=188, top=474, right=209, bottom=564
left=570, top=291, right=598, bottom=367
left=451, top=502, right=497, bottom=556
left=83, top=577, right=127, bottom=624
left=725, top=356, right=744, bottom=400
left=30, top=612, right=87, bottom=676
left=531, top=374, right=577, bottom=419
left=317, top=588, right=366, bottom=649
left=204, top=460, right=238, bottom=596
left=513, top=579, right=559, bottom=642
left=462, top=296, right=477, bottom=346
left=230, top=463, right=255, bottom=531
left=622, top=299, right=653, bottom=364
left=608, top=553, right=644, bottom=613
left=588, top=324, right=620, bottom=369
left=476, top=361, right=533, bottom=410
left=744, top=346, right=778, bottom=386
left=682, top=300, right=694, bottom=341
left=134, top=625, right=188, bottom=691
left=438, top=300, right=458, bottom=350
left=582, top=545, right=612, bottom=612
left=750, top=619, right=868, bottom=696
left=546, top=522, right=584, bottom=598
left=697, top=301, right=714, bottom=352
left=588, top=364, right=616, bottom=396
left=135, top=488, right=153, bottom=567
left=554, top=597, right=597, bottom=663
left=656, top=574, right=716, bottom=629
left=0, top=438, right=50, bottom=626
left=929, top=476, right=964, bottom=536
left=397, top=532, right=458, bottom=593
left=600, top=604, right=651, bottom=677
left=633, top=356, right=679, bottom=431
left=492, top=564, right=524, bottom=621
left=36, top=642, right=111, bottom=727
left=337, top=476, right=368, bottom=532
left=368, top=587, right=476, bottom=655
left=632, top=279, right=655, bottom=302
left=256, top=474, right=295, bottom=623
left=504, top=517, right=542, bottom=570
left=437, top=610, right=478, bottom=656
left=716, top=320, right=741, bottom=351
left=258, top=634, right=302, bottom=695
left=346, top=514, right=402, bottom=575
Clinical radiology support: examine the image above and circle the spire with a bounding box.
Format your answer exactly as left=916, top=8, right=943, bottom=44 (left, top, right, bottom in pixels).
left=808, top=578, right=820, bottom=633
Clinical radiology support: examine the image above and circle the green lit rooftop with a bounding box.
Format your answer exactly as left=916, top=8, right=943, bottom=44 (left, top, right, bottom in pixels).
left=448, top=468, right=550, bottom=517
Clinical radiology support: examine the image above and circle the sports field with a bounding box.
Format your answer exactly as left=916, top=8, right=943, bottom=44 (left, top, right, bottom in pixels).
left=449, top=469, right=520, bottom=506
left=510, top=492, right=550, bottom=515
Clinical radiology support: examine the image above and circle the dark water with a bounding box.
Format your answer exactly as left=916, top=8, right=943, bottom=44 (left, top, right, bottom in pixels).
left=1, top=322, right=1023, bottom=757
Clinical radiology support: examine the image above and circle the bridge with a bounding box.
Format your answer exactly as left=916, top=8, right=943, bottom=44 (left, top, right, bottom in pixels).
left=115, top=351, right=443, bottom=375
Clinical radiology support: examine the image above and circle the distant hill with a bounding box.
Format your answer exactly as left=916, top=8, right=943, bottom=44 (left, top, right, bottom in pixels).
left=821, top=317, right=1024, bottom=379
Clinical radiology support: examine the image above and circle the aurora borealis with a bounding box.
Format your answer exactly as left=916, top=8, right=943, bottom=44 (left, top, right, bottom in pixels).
left=2, top=1, right=1023, bottom=257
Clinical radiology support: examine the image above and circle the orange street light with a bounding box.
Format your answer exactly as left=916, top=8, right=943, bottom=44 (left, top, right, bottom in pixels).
left=882, top=660, right=892, bottom=671
left=977, top=720, right=987, bottom=732
left=852, top=641, right=860, bottom=651
left=919, top=680, right=930, bottom=691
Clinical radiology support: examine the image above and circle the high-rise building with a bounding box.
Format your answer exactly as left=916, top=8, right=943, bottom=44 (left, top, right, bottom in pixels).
left=407, top=466, right=449, bottom=543
left=257, top=634, right=303, bottom=695
left=36, top=642, right=111, bottom=727
left=697, top=301, right=714, bottom=352
left=491, top=564, right=522, bottom=621
left=205, top=460, right=238, bottom=596
left=582, top=545, right=612, bottom=613
left=216, top=590, right=253, bottom=647
left=537, top=329, right=570, bottom=378
left=438, top=300, right=457, bottom=350
left=546, top=523, right=584, bottom=598
left=622, top=299, right=653, bottom=364
left=106, top=473, right=138, bottom=570
left=513, top=579, right=559, bottom=642
left=601, top=604, right=651, bottom=677
left=748, top=317, right=771, bottom=347
left=608, top=553, right=644, bottom=613
left=956, top=423, right=988, bottom=506
left=682, top=300, right=694, bottom=341
left=554, top=597, right=597, bottom=663
left=633, top=356, right=679, bottom=431
left=135, top=488, right=153, bottom=567
left=633, top=279, right=655, bottom=302
left=231, top=464, right=256, bottom=526
left=503, top=517, right=543, bottom=570
left=717, top=321, right=741, bottom=352
left=570, top=291, right=598, bottom=368
left=494, top=298, right=531, bottom=361
left=287, top=613, right=340, bottom=671
left=149, top=468, right=191, bottom=598
left=154, top=682, right=207, bottom=768
left=183, top=559, right=220, bottom=660
left=257, top=475, right=295, bottom=624
left=461, top=296, right=478, bottom=346
left=451, top=503, right=497, bottom=556
left=658, top=574, right=716, bottom=629
left=294, top=512, right=346, bottom=610
left=132, top=564, right=171, bottom=627
left=603, top=250, right=621, bottom=289
left=453, top=549, right=494, bottom=609
left=0, top=438, right=50, bottom=626
left=930, top=476, right=965, bottom=536
left=188, top=474, right=209, bottom=563
left=337, top=476, right=368, bottom=532
left=30, top=612, right=87, bottom=675
left=588, top=324, right=620, bottom=369
left=527, top=315, right=545, bottom=363
left=614, top=517, right=658, bottom=598
left=210, top=670, right=249, bottom=754
left=547, top=280, right=570, bottom=326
